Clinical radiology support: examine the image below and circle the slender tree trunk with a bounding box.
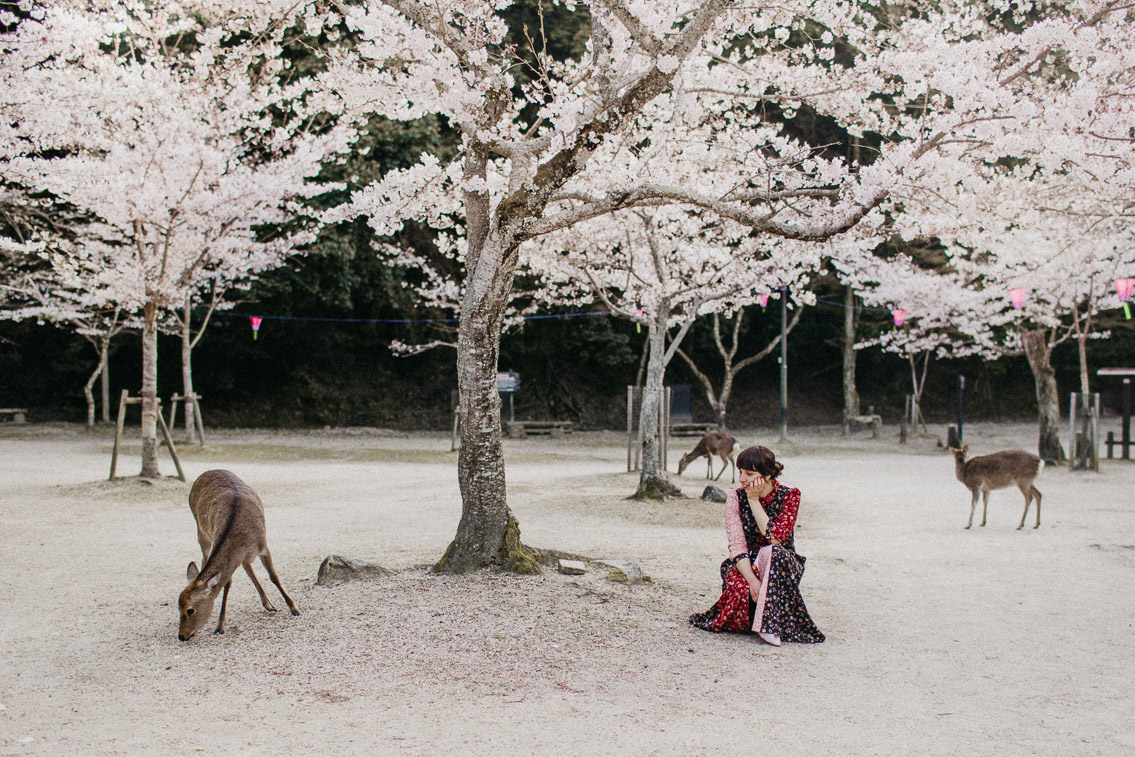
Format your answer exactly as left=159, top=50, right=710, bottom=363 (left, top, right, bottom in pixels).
left=181, top=295, right=197, bottom=444
left=140, top=300, right=161, bottom=478
left=634, top=318, right=682, bottom=499
left=1077, top=331, right=1089, bottom=395
left=1021, top=329, right=1066, bottom=463
left=841, top=286, right=860, bottom=435
left=908, top=351, right=930, bottom=432
left=717, top=367, right=734, bottom=431
left=83, top=360, right=100, bottom=428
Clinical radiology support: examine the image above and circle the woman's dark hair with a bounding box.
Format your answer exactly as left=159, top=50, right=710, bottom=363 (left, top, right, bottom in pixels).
left=735, top=445, right=783, bottom=480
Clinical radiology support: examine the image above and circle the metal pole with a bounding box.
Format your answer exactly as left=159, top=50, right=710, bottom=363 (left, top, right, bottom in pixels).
left=626, top=386, right=634, bottom=473
left=779, top=286, right=789, bottom=442
left=1069, top=392, right=1077, bottom=465
left=1123, top=378, right=1131, bottom=459
left=1093, top=392, right=1100, bottom=471
left=956, top=374, right=965, bottom=443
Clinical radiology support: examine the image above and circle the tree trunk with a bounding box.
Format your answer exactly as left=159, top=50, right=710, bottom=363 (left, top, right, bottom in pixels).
left=1077, top=330, right=1090, bottom=396
left=435, top=158, right=539, bottom=574
left=181, top=295, right=197, bottom=444
left=1021, top=329, right=1066, bottom=463
left=140, top=300, right=161, bottom=478
left=83, top=359, right=100, bottom=428
left=717, top=367, right=734, bottom=431
left=633, top=318, right=681, bottom=499
left=841, top=286, right=860, bottom=435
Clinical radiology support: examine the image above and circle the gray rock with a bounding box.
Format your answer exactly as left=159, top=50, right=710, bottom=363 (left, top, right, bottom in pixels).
left=701, top=485, right=728, bottom=502
left=595, top=559, right=649, bottom=585
left=557, top=559, right=587, bottom=575
left=316, top=555, right=394, bottom=586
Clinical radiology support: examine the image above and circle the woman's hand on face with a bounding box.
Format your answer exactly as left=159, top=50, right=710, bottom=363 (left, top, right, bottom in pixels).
left=739, top=468, right=766, bottom=492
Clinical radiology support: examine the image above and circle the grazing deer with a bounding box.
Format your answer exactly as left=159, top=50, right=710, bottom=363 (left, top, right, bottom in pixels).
left=178, top=470, right=299, bottom=641
left=677, top=432, right=739, bottom=483
left=950, top=445, right=1044, bottom=530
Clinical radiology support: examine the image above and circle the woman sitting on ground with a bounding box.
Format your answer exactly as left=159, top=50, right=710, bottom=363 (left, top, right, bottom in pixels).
left=689, top=445, right=824, bottom=645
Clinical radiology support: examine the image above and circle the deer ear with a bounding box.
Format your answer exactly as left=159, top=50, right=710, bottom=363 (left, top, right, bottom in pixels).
left=186, top=562, right=199, bottom=581
left=205, top=574, right=222, bottom=592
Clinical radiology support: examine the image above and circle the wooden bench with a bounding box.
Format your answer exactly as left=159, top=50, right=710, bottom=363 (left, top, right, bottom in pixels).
left=0, top=408, right=27, bottom=423
left=669, top=422, right=718, bottom=437
left=506, top=421, right=575, bottom=438
left=1104, top=431, right=1132, bottom=459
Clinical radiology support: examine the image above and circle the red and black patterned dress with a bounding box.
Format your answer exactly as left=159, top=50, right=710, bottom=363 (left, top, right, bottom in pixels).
left=689, top=482, right=824, bottom=644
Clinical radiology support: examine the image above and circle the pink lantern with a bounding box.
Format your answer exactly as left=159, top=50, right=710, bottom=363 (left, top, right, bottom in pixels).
left=892, top=308, right=907, bottom=327
left=1008, top=289, right=1026, bottom=309
left=757, top=293, right=770, bottom=308
left=250, top=315, right=263, bottom=340
left=1115, top=278, right=1135, bottom=302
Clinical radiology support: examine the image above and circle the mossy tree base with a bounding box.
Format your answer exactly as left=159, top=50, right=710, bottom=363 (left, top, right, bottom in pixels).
left=434, top=510, right=543, bottom=575
left=629, top=476, right=684, bottom=501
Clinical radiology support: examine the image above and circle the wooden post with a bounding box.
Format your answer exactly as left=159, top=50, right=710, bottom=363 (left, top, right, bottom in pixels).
left=168, top=394, right=182, bottom=436
left=110, top=390, right=186, bottom=480
left=170, top=393, right=207, bottom=446
left=109, top=388, right=129, bottom=480
left=156, top=404, right=186, bottom=481
left=191, top=394, right=206, bottom=446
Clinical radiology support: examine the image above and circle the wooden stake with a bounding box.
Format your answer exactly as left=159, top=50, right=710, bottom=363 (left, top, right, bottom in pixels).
left=109, top=389, right=129, bottom=480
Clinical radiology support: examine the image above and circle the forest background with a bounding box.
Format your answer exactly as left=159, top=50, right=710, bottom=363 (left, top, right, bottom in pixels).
left=5, top=274, right=1135, bottom=432
left=2, top=0, right=1133, bottom=436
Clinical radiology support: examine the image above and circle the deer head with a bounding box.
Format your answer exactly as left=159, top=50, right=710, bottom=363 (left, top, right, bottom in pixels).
left=178, top=561, right=222, bottom=641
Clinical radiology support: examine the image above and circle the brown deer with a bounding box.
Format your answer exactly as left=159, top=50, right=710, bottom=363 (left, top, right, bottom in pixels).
left=950, top=445, right=1044, bottom=530
left=178, top=470, right=299, bottom=641
left=677, top=432, right=739, bottom=483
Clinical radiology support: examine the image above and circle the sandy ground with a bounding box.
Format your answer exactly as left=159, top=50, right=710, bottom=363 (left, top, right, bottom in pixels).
left=1, top=419, right=1134, bottom=756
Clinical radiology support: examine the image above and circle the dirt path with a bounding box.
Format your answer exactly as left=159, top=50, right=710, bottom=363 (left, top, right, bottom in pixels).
left=1, top=422, right=1133, bottom=755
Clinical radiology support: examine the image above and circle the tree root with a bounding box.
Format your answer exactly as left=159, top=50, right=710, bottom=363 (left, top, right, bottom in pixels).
left=628, top=475, right=684, bottom=501
left=434, top=510, right=543, bottom=575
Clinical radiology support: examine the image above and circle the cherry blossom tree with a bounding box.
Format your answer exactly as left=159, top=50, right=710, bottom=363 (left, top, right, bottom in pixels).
left=1, top=2, right=345, bottom=476
left=524, top=207, right=828, bottom=498
left=315, top=0, right=1135, bottom=570
left=673, top=304, right=804, bottom=433
left=3, top=268, right=132, bottom=426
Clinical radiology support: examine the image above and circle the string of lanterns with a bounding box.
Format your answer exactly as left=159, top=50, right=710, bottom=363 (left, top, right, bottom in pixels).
left=238, top=281, right=1135, bottom=339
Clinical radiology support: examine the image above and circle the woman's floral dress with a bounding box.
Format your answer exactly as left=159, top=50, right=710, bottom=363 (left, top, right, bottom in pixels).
left=689, top=482, right=824, bottom=644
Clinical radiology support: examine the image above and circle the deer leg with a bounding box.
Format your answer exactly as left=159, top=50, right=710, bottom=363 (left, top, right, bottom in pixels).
left=214, top=579, right=232, bottom=635
left=980, top=490, right=991, bottom=527
left=1031, top=486, right=1042, bottom=529
left=1016, top=483, right=1031, bottom=530
left=261, top=551, right=300, bottom=616
left=243, top=561, right=277, bottom=612
left=713, top=455, right=727, bottom=481
left=705, top=457, right=712, bottom=479
left=966, top=490, right=979, bottom=529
